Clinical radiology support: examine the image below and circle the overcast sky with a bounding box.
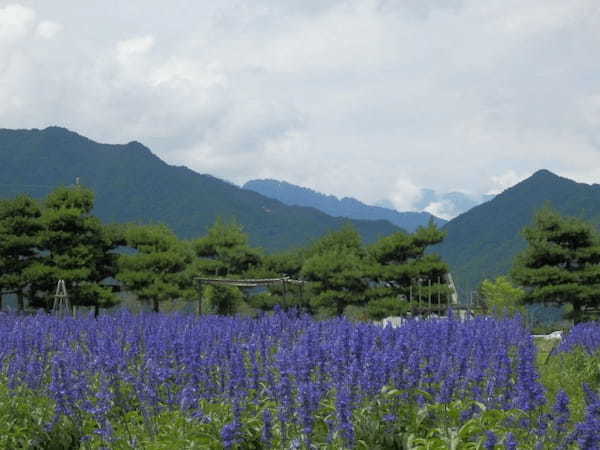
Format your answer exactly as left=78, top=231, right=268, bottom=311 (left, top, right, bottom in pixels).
left=2, top=1, right=600, bottom=215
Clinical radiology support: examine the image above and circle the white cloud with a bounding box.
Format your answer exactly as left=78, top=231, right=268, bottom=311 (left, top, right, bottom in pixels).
left=0, top=4, right=35, bottom=43
left=487, top=170, right=528, bottom=195
left=35, top=20, right=62, bottom=39
left=424, top=201, right=458, bottom=221
left=116, top=35, right=155, bottom=63
left=388, top=177, right=423, bottom=212
left=2, top=0, right=600, bottom=212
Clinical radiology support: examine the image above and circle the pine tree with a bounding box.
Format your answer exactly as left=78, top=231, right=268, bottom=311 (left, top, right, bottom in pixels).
left=192, top=219, right=262, bottom=314
left=511, top=206, right=600, bottom=322
left=117, top=224, right=195, bottom=312
left=29, top=186, right=121, bottom=312
left=193, top=218, right=261, bottom=277
left=367, top=221, right=450, bottom=315
left=0, top=195, right=43, bottom=311
left=300, top=225, right=369, bottom=316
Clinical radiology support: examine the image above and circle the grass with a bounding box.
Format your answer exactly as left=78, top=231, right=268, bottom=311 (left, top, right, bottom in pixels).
left=536, top=337, right=600, bottom=424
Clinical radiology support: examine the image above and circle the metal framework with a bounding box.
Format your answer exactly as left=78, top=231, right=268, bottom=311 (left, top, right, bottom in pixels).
left=194, top=276, right=305, bottom=314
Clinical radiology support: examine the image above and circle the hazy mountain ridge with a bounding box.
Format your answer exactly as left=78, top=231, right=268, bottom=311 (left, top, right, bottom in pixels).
left=434, top=169, right=600, bottom=295
left=414, top=189, right=495, bottom=220
left=243, top=179, right=446, bottom=232
left=0, top=127, right=400, bottom=251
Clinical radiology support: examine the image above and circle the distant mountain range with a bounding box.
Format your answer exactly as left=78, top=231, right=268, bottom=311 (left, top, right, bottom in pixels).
left=376, top=190, right=494, bottom=220
left=243, top=179, right=446, bottom=232
left=434, top=169, right=600, bottom=295
left=0, top=127, right=399, bottom=251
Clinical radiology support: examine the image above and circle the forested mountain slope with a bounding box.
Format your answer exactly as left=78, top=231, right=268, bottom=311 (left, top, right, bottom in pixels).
left=0, top=127, right=399, bottom=251
left=434, top=169, right=600, bottom=294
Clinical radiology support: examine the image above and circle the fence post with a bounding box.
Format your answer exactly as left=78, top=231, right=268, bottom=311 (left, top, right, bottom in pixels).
left=428, top=279, right=432, bottom=317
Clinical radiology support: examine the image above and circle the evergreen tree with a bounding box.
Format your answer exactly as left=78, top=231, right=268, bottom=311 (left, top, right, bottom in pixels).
left=193, top=219, right=262, bottom=277
left=301, top=226, right=369, bottom=316
left=511, top=206, right=600, bottom=322
left=367, top=221, right=450, bottom=315
left=117, top=224, right=195, bottom=312
left=192, top=219, right=262, bottom=314
left=29, top=186, right=121, bottom=312
left=0, top=195, right=43, bottom=311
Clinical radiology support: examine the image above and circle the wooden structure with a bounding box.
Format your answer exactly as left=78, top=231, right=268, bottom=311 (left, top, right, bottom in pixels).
left=403, top=274, right=490, bottom=319
left=194, top=276, right=305, bottom=314
left=52, top=279, right=71, bottom=318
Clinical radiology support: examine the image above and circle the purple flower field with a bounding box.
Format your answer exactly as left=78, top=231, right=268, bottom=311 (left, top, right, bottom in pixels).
left=557, top=321, right=600, bottom=355
left=0, top=310, right=599, bottom=448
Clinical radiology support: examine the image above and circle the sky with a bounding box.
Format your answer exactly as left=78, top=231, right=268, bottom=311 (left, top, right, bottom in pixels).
left=2, top=1, right=600, bottom=219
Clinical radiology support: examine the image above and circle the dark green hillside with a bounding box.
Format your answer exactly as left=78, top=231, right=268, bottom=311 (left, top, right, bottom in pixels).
left=244, top=179, right=446, bottom=231
left=434, top=169, right=600, bottom=295
left=0, top=127, right=399, bottom=251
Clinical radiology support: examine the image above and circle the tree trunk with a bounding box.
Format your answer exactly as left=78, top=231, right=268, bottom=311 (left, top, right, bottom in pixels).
left=17, top=290, right=24, bottom=312
left=573, top=302, right=582, bottom=324
left=94, top=304, right=100, bottom=318
left=336, top=299, right=344, bottom=317
left=153, top=298, right=159, bottom=313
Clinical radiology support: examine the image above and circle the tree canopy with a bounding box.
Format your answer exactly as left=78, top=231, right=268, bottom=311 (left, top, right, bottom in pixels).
left=192, top=219, right=263, bottom=314
left=511, top=206, right=600, bottom=321
left=0, top=186, right=451, bottom=319
left=0, top=195, right=43, bottom=310
left=366, top=221, right=450, bottom=315
left=117, top=224, right=195, bottom=312
left=28, top=187, right=122, bottom=311
left=479, top=276, right=525, bottom=317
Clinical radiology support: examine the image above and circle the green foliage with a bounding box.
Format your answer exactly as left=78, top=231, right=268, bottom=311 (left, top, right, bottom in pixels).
left=28, top=186, right=121, bottom=310
left=539, top=345, right=600, bottom=424
left=203, top=285, right=244, bottom=315
left=193, top=219, right=262, bottom=277
left=306, top=223, right=365, bottom=256
left=118, top=224, right=195, bottom=312
left=511, top=206, right=600, bottom=321
left=0, top=381, right=82, bottom=450
left=279, top=223, right=453, bottom=318
left=301, top=228, right=369, bottom=316
left=192, top=219, right=265, bottom=315
left=262, top=250, right=305, bottom=279
left=479, top=276, right=525, bottom=317
left=0, top=194, right=43, bottom=310
left=365, top=297, right=409, bottom=320
left=352, top=387, right=536, bottom=449
left=368, top=222, right=451, bottom=308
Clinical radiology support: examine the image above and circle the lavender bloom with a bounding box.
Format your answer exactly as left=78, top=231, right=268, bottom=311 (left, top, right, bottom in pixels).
left=484, top=430, right=497, bottom=450
left=557, top=322, right=600, bottom=355
left=220, top=422, right=240, bottom=449
left=553, top=390, right=571, bottom=435
left=0, top=309, right=552, bottom=446
left=504, top=432, right=518, bottom=450
left=573, top=384, right=600, bottom=450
